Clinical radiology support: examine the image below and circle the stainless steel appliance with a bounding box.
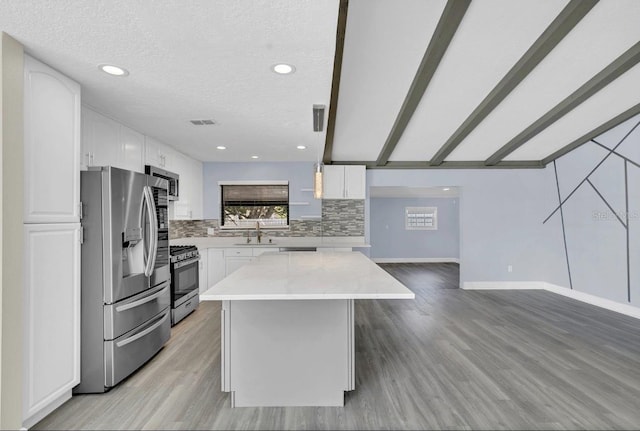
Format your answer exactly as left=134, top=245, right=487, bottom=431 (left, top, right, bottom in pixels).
left=169, top=245, right=200, bottom=325
left=75, top=166, right=171, bottom=393
left=145, top=165, right=179, bottom=201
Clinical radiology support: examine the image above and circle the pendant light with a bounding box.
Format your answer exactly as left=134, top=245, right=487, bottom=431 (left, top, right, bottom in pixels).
left=313, top=104, right=325, bottom=199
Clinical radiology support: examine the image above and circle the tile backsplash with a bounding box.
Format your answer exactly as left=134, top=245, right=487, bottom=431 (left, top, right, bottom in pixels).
left=170, top=199, right=364, bottom=239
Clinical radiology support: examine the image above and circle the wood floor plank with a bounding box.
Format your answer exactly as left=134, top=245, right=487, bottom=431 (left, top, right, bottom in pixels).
left=33, top=263, right=640, bottom=430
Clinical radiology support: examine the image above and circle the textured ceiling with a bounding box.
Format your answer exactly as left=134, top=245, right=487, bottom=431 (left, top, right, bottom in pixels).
left=0, top=0, right=339, bottom=162
left=2, top=0, right=639, bottom=167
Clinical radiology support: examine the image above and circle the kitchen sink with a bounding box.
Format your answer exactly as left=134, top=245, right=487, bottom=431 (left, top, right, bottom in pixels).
left=232, top=242, right=278, bottom=246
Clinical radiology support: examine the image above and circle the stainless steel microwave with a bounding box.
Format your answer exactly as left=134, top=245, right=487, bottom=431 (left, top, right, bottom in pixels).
left=145, top=165, right=179, bottom=201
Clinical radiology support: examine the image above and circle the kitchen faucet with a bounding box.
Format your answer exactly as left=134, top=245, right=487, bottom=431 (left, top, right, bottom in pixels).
left=256, top=221, right=261, bottom=243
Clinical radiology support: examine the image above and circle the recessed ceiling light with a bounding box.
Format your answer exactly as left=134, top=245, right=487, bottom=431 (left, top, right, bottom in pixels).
left=98, top=64, right=129, bottom=77
left=251, top=155, right=259, bottom=159
left=216, top=146, right=226, bottom=150
left=272, top=63, right=295, bottom=74
left=443, top=187, right=451, bottom=191
left=297, top=145, right=306, bottom=150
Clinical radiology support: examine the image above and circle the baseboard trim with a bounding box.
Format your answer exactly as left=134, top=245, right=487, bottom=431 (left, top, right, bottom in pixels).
left=543, top=282, right=640, bottom=319
left=462, top=281, right=640, bottom=320
left=372, top=258, right=460, bottom=264
left=22, top=389, right=72, bottom=430
left=462, top=281, right=545, bottom=290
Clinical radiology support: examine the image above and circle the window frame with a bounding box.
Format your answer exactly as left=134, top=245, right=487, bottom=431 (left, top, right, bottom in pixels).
left=218, top=180, right=290, bottom=229
left=405, top=206, right=437, bottom=230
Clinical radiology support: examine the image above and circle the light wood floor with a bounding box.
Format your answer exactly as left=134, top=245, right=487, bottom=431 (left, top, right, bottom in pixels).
left=35, top=263, right=640, bottom=430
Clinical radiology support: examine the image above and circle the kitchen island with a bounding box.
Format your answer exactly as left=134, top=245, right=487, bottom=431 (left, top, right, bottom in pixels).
left=201, top=251, right=414, bottom=407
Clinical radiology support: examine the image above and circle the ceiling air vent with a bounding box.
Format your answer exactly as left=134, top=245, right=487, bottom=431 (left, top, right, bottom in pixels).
left=190, top=119, right=216, bottom=125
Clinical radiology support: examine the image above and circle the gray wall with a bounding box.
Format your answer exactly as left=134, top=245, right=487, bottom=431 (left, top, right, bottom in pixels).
left=541, top=114, right=640, bottom=307
left=370, top=197, right=459, bottom=259
left=366, top=168, right=555, bottom=287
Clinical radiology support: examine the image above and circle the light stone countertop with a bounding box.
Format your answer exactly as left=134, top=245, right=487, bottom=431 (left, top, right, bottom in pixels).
left=201, top=251, right=414, bottom=301
left=170, top=236, right=370, bottom=249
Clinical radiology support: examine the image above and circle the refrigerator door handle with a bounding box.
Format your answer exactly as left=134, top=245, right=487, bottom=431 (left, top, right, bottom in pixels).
left=143, top=186, right=157, bottom=277
left=146, top=186, right=159, bottom=276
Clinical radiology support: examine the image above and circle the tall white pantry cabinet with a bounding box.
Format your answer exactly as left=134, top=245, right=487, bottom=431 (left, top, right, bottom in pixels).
left=22, top=55, right=81, bottom=428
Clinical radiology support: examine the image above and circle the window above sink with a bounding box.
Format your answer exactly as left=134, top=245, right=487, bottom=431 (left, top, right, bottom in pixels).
left=219, top=181, right=289, bottom=229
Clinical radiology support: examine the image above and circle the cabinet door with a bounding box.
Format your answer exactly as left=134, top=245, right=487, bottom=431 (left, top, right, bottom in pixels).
left=207, top=249, right=226, bottom=287
left=198, top=249, right=209, bottom=294
left=188, top=157, right=204, bottom=219
left=344, top=165, right=366, bottom=199
left=24, top=55, right=81, bottom=223
left=145, top=136, right=163, bottom=167
left=225, top=256, right=253, bottom=276
left=23, top=224, right=81, bottom=421
left=89, top=110, right=120, bottom=167
left=119, top=125, right=145, bottom=173
left=323, top=165, right=345, bottom=199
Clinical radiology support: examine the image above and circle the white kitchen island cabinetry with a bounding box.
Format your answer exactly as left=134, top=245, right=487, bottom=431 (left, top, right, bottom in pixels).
left=323, top=165, right=365, bottom=199
left=202, top=252, right=414, bottom=407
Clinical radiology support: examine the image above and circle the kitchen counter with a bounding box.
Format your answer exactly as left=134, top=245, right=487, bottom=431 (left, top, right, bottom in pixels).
left=170, top=236, right=370, bottom=249
left=201, top=251, right=412, bottom=300
left=202, top=251, right=414, bottom=408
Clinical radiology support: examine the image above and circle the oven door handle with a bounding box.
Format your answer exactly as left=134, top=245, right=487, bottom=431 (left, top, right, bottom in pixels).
left=115, top=282, right=169, bottom=313
left=173, top=256, right=201, bottom=270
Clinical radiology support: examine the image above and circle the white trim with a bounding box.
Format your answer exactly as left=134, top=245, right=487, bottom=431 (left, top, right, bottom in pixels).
left=462, top=281, right=544, bottom=290
left=372, top=257, right=460, bottom=263
left=22, top=389, right=71, bottom=430
left=543, top=282, right=640, bottom=320
left=462, top=280, right=640, bottom=320
left=218, top=180, right=288, bottom=185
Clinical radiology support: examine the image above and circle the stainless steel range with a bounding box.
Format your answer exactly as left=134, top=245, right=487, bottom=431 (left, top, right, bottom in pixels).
left=170, top=245, right=200, bottom=325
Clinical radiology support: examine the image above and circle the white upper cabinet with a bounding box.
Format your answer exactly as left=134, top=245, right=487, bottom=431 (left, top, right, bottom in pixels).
left=323, top=165, right=366, bottom=199
left=118, top=125, right=144, bottom=173
left=81, top=106, right=144, bottom=173
left=81, top=107, right=119, bottom=169
left=145, top=136, right=176, bottom=171
left=24, top=55, right=81, bottom=223
left=171, top=152, right=203, bottom=220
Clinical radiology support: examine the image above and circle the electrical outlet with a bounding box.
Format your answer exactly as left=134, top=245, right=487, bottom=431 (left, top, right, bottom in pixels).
left=207, top=227, right=215, bottom=235
left=507, top=265, right=513, bottom=273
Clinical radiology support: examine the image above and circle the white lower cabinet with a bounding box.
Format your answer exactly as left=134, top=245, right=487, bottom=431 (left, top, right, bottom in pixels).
left=23, top=223, right=81, bottom=427
left=207, top=249, right=226, bottom=288
left=225, top=256, right=254, bottom=276
left=198, top=248, right=208, bottom=294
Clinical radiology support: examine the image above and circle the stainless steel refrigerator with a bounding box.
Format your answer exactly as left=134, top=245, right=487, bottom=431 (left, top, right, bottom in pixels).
left=75, top=166, right=171, bottom=393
